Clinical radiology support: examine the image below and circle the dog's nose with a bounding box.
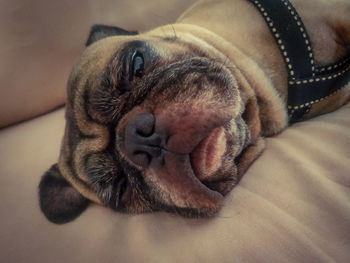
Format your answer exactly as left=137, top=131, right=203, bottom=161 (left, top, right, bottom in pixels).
left=124, top=113, right=164, bottom=168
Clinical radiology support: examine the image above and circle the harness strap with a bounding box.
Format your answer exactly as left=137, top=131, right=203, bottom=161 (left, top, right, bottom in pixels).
left=249, top=0, right=350, bottom=123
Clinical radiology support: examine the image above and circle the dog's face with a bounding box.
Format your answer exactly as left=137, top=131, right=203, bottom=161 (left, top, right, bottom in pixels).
left=39, top=25, right=253, bottom=224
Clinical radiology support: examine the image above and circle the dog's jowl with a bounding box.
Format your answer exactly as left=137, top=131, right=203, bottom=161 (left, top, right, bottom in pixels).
left=39, top=0, right=350, bottom=223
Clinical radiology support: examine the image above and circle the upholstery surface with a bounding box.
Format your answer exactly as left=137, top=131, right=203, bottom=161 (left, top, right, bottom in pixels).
left=1, top=0, right=349, bottom=261
left=0, top=0, right=195, bottom=127
left=0, top=103, right=349, bottom=263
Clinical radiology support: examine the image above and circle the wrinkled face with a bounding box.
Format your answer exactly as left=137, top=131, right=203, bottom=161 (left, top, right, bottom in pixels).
left=62, top=31, right=250, bottom=218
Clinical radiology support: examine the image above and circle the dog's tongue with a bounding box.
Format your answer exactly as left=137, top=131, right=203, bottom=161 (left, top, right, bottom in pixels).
left=147, top=151, right=223, bottom=210
left=190, top=126, right=227, bottom=181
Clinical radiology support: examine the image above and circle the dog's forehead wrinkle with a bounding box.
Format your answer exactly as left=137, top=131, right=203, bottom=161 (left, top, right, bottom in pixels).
left=144, top=60, right=236, bottom=100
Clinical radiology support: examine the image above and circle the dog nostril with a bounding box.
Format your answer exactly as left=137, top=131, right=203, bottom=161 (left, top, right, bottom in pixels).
left=124, top=113, right=165, bottom=168
left=130, top=145, right=162, bottom=168
left=132, top=112, right=155, bottom=137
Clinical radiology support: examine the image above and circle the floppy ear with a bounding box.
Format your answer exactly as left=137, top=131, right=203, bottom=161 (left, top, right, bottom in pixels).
left=39, top=164, right=89, bottom=224
left=86, top=24, right=138, bottom=46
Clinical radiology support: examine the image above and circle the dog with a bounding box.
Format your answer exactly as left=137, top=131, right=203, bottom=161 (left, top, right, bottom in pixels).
left=39, top=0, right=350, bottom=223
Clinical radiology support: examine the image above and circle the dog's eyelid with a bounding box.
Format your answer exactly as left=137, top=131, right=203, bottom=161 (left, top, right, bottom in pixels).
left=129, top=51, right=145, bottom=81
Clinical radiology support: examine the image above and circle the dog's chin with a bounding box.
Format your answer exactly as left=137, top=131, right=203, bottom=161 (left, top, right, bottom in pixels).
left=141, top=123, right=237, bottom=215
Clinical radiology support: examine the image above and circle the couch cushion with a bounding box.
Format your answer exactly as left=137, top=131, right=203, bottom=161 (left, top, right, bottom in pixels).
left=0, top=0, right=195, bottom=128
left=0, top=104, right=349, bottom=263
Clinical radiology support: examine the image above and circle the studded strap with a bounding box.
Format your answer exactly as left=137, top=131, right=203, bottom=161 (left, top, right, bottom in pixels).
left=249, top=0, right=350, bottom=123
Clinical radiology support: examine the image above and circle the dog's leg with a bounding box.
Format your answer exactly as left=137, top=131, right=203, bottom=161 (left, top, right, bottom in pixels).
left=326, top=1, right=350, bottom=57
left=293, top=0, right=350, bottom=65
left=329, top=2, right=350, bottom=49
left=334, top=24, right=350, bottom=50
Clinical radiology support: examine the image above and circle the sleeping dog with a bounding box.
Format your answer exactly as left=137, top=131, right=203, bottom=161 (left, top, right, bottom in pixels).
left=39, top=0, right=350, bottom=223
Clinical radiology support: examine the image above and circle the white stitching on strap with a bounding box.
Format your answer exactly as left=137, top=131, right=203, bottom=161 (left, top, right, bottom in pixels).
left=281, top=0, right=315, bottom=75
left=254, top=0, right=296, bottom=79
left=254, top=0, right=315, bottom=79
left=254, top=0, right=350, bottom=115
left=315, top=57, right=350, bottom=73
left=288, top=64, right=350, bottom=85
left=288, top=83, right=349, bottom=111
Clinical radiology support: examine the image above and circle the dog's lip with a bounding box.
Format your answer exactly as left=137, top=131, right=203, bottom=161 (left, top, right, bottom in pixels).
left=190, top=126, right=226, bottom=181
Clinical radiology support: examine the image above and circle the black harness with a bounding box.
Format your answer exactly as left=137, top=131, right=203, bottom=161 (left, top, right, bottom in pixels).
left=248, top=0, right=350, bottom=123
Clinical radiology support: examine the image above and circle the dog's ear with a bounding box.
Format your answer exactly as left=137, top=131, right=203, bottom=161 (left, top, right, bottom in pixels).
left=86, top=24, right=138, bottom=46
left=39, top=164, right=89, bottom=224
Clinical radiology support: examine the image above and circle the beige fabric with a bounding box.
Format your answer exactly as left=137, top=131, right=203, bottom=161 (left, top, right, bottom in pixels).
left=0, top=0, right=195, bottom=128
left=0, top=103, right=349, bottom=263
